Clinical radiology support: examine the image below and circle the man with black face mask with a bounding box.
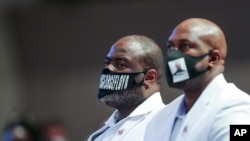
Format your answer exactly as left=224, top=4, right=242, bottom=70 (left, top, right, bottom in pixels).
left=144, top=18, right=250, bottom=141
left=87, top=35, right=165, bottom=141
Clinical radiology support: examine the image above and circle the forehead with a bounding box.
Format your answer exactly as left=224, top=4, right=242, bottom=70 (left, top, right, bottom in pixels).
left=107, top=41, right=144, bottom=60
left=168, top=24, right=204, bottom=43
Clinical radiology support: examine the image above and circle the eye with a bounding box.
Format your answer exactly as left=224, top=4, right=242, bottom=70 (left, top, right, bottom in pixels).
left=117, top=63, right=125, bottom=68
left=166, top=43, right=172, bottom=48
left=113, top=60, right=127, bottom=70
left=179, top=43, right=191, bottom=51
left=166, top=43, right=175, bottom=52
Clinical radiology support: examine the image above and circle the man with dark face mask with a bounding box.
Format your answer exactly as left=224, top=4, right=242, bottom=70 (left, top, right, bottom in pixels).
left=144, top=18, right=250, bottom=141
left=87, top=35, right=165, bottom=141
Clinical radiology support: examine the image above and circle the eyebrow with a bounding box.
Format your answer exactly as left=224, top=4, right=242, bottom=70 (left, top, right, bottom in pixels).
left=179, top=39, right=191, bottom=43
left=105, top=56, right=129, bottom=62
left=166, top=39, right=191, bottom=45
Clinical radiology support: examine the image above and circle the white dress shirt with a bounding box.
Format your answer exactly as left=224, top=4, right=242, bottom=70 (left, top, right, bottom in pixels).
left=88, top=92, right=164, bottom=141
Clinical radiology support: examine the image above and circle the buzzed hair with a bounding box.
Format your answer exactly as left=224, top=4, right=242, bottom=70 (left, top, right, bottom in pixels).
left=125, top=35, right=165, bottom=85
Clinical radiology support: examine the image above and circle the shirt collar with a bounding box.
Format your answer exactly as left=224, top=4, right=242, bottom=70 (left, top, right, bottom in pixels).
left=128, top=92, right=164, bottom=117
left=198, top=73, right=227, bottom=105
left=104, top=92, right=164, bottom=126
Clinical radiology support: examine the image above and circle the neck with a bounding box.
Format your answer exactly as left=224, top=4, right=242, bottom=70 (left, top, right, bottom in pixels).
left=183, top=79, right=207, bottom=113
left=183, top=68, right=222, bottom=113
left=184, top=92, right=201, bottom=113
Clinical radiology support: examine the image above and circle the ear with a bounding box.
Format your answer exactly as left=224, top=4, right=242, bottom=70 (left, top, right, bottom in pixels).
left=208, top=49, right=221, bottom=68
left=143, top=69, right=157, bottom=88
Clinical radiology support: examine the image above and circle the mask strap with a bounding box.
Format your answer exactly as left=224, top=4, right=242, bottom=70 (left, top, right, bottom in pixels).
left=208, top=49, right=215, bottom=55
left=199, top=49, right=215, bottom=59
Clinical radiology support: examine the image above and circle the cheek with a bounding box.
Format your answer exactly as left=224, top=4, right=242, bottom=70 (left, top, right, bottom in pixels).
left=135, top=73, right=144, bottom=83
left=195, top=57, right=209, bottom=70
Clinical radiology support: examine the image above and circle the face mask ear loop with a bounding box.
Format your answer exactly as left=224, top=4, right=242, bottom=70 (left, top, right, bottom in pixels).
left=141, top=69, right=152, bottom=88
left=136, top=69, right=148, bottom=85
left=143, top=69, right=149, bottom=74
left=197, top=49, right=215, bottom=60
left=208, top=49, right=215, bottom=55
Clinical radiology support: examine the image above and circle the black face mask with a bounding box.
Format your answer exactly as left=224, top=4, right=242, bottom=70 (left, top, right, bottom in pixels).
left=166, top=49, right=212, bottom=85
left=98, top=68, right=145, bottom=99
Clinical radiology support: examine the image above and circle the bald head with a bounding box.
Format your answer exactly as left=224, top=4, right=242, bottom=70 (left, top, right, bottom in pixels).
left=173, top=18, right=227, bottom=59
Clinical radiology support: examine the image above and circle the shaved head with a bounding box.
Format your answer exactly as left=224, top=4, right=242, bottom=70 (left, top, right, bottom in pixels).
left=174, top=18, right=227, bottom=59
left=166, top=18, right=229, bottom=90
